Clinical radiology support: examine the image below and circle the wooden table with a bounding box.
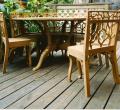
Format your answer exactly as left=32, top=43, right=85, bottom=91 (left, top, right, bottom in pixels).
left=12, top=17, right=86, bottom=71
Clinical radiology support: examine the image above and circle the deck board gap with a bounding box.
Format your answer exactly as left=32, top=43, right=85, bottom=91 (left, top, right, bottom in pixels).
left=0, top=64, right=62, bottom=91
left=103, top=84, right=116, bottom=109
left=84, top=68, right=112, bottom=109
left=25, top=68, right=77, bottom=109
left=44, top=79, right=78, bottom=109
left=5, top=64, right=70, bottom=108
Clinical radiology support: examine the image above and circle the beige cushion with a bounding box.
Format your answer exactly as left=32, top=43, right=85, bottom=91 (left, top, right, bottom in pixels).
left=67, top=44, right=85, bottom=60
left=67, top=43, right=110, bottom=60
left=9, top=37, right=31, bottom=48
left=9, top=38, right=30, bottom=43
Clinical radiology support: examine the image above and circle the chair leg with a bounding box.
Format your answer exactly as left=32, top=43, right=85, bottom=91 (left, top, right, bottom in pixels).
left=65, top=50, right=67, bottom=56
left=110, top=52, right=120, bottom=84
left=28, top=45, right=32, bottom=67
left=76, top=59, right=82, bottom=79
left=9, top=48, right=15, bottom=63
left=36, top=42, right=41, bottom=60
left=26, top=46, right=32, bottom=67
left=0, top=47, right=3, bottom=63
left=61, top=50, right=64, bottom=56
left=83, top=59, right=90, bottom=97
left=68, top=56, right=73, bottom=82
left=61, top=50, right=67, bottom=56
left=3, top=45, right=9, bottom=73
left=105, top=54, right=109, bottom=68
left=51, top=51, right=54, bottom=56
left=98, top=54, right=103, bottom=66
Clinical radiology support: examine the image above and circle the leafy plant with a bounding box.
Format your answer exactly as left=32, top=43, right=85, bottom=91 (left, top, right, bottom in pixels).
left=26, top=0, right=50, bottom=13
left=2, top=0, right=21, bottom=37
left=3, top=0, right=22, bottom=16
left=26, top=0, right=74, bottom=13
left=24, top=21, right=40, bottom=32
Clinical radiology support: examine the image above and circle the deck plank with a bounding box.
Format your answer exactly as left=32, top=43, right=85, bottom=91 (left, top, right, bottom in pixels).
left=0, top=64, right=60, bottom=91
left=46, top=65, right=102, bottom=109
left=0, top=58, right=28, bottom=76
left=65, top=43, right=120, bottom=109
left=0, top=64, right=61, bottom=100
left=7, top=64, right=75, bottom=109
left=27, top=78, right=79, bottom=109
left=0, top=43, right=119, bottom=109
left=85, top=72, right=114, bottom=109
left=105, top=84, right=120, bottom=109
left=26, top=63, right=102, bottom=108
left=0, top=67, right=30, bottom=84
left=65, top=65, right=111, bottom=109
left=0, top=63, right=64, bottom=108
left=85, top=59, right=120, bottom=109
left=105, top=61, right=120, bottom=109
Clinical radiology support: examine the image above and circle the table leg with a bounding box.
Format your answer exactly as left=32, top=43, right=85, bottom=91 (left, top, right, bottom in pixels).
left=33, top=45, right=56, bottom=71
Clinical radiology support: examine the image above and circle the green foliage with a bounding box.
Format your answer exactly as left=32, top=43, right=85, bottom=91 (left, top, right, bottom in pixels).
left=26, top=0, right=50, bottom=13
left=26, top=0, right=74, bottom=12
left=4, top=0, right=20, bottom=14
left=24, top=21, right=40, bottom=32
left=0, top=0, right=74, bottom=59
left=2, top=0, right=74, bottom=14
left=2, top=0, right=21, bottom=37
left=0, top=0, right=74, bottom=33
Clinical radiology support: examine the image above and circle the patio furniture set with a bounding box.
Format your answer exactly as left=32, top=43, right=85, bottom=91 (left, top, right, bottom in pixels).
left=0, top=9, right=120, bottom=97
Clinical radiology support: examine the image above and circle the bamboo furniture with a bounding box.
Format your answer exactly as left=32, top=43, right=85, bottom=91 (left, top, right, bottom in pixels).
left=0, top=12, right=31, bottom=73
left=67, top=11, right=120, bottom=97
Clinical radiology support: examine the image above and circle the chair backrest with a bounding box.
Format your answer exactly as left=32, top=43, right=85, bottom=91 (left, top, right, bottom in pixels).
left=10, top=12, right=24, bottom=37
left=10, top=12, right=42, bottom=37
left=84, top=11, right=120, bottom=56
left=0, top=12, right=9, bottom=44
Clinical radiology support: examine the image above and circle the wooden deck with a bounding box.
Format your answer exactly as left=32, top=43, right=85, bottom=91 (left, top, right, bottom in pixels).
left=0, top=43, right=120, bottom=109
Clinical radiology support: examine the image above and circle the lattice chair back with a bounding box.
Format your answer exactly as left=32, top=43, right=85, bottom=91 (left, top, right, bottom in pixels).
left=57, top=8, right=109, bottom=39
left=0, top=12, right=9, bottom=45
left=10, top=12, right=26, bottom=37
left=85, top=11, right=120, bottom=55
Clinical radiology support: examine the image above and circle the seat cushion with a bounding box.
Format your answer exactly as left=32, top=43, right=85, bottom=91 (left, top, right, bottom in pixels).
left=67, top=42, right=114, bottom=61
left=67, top=44, right=85, bottom=60
left=9, top=37, right=31, bottom=48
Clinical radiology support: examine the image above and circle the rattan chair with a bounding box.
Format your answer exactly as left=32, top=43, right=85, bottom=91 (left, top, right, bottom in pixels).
left=67, top=11, right=120, bottom=97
